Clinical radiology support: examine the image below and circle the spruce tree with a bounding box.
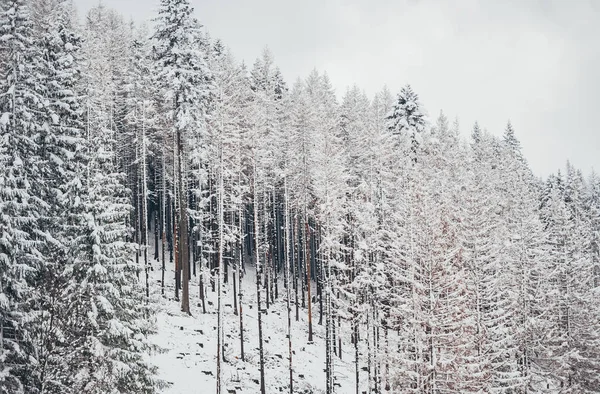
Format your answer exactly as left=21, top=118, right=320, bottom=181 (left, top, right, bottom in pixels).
left=153, top=0, right=212, bottom=314
left=0, top=1, right=45, bottom=391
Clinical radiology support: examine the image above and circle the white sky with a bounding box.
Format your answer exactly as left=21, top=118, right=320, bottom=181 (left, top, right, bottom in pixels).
left=76, top=0, right=600, bottom=178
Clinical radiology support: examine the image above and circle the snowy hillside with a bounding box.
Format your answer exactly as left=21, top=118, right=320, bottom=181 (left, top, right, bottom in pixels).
left=149, top=262, right=357, bottom=394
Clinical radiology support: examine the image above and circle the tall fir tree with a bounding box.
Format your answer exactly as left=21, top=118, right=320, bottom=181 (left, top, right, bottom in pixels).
left=0, top=1, right=46, bottom=391
left=153, top=0, right=212, bottom=314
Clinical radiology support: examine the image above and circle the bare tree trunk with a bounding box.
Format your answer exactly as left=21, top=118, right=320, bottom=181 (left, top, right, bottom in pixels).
left=199, top=272, right=206, bottom=314
left=154, top=211, right=159, bottom=261
left=338, top=292, right=342, bottom=360
left=263, top=190, right=270, bottom=311
left=161, top=145, right=166, bottom=295
left=254, top=166, right=266, bottom=394
left=367, top=302, right=372, bottom=394
left=306, top=217, right=313, bottom=343
left=284, top=178, right=294, bottom=393
left=142, top=104, right=149, bottom=303
left=325, top=248, right=334, bottom=394
left=178, top=126, right=190, bottom=314
left=237, top=200, right=245, bottom=361
left=272, top=187, right=278, bottom=301
left=216, top=146, right=224, bottom=394
left=0, top=277, right=4, bottom=366
left=294, top=215, right=299, bottom=322
left=174, top=131, right=180, bottom=302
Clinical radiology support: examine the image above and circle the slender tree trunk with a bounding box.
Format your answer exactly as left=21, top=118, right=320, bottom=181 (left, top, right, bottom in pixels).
left=272, top=187, right=278, bottom=301
left=367, top=302, right=372, bottom=394
left=385, top=326, right=390, bottom=391
left=161, top=146, right=167, bottom=295
left=154, top=211, right=159, bottom=261
left=174, top=129, right=180, bottom=301
left=198, top=165, right=206, bottom=314
left=216, top=146, right=224, bottom=394
left=142, top=104, right=149, bottom=303
left=294, top=215, right=299, bottom=321
left=264, top=190, right=270, bottom=310
left=199, top=272, right=207, bottom=314
left=338, top=291, right=342, bottom=360
left=238, top=201, right=245, bottom=361
left=178, top=126, right=190, bottom=314
left=306, top=217, right=313, bottom=342
left=373, top=302, right=379, bottom=393
left=319, top=239, right=323, bottom=326
left=254, top=167, right=266, bottom=394
left=284, top=178, right=294, bottom=393
left=325, top=248, right=333, bottom=394
left=0, top=277, right=3, bottom=360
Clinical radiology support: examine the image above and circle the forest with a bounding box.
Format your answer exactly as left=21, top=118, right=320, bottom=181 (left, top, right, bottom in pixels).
left=1, top=0, right=599, bottom=393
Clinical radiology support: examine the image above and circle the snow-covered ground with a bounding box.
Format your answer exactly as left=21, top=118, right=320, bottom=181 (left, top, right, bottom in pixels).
left=147, top=256, right=358, bottom=394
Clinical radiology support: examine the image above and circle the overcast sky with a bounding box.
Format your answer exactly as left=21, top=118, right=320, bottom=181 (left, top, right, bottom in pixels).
left=75, top=0, right=599, bottom=178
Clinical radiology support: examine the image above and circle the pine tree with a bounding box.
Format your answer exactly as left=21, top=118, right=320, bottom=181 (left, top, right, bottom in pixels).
left=28, top=1, right=88, bottom=391
left=0, top=1, right=46, bottom=391
left=153, top=0, right=212, bottom=314
left=66, top=132, right=157, bottom=393
left=387, top=84, right=426, bottom=163
left=540, top=165, right=600, bottom=392
left=62, top=6, right=158, bottom=392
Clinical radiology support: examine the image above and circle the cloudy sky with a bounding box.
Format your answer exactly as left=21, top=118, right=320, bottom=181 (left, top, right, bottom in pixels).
left=76, top=0, right=599, bottom=178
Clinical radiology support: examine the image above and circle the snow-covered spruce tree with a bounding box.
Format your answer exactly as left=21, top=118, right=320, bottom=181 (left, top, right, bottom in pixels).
left=385, top=83, right=427, bottom=392
left=366, top=86, right=398, bottom=392
left=56, top=5, right=159, bottom=393
left=539, top=165, right=600, bottom=392
left=153, top=0, right=212, bottom=314
left=340, top=85, right=389, bottom=393
left=27, top=1, right=90, bottom=392
left=0, top=0, right=46, bottom=391
left=309, top=72, right=346, bottom=394
left=459, top=130, right=526, bottom=393
left=585, top=171, right=600, bottom=289
left=411, top=111, right=477, bottom=393
left=386, top=84, right=426, bottom=164
left=496, top=122, right=550, bottom=391
left=65, top=124, right=157, bottom=393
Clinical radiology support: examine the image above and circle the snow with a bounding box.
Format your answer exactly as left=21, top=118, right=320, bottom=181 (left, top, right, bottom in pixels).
left=0, top=293, right=8, bottom=308
left=148, top=254, right=359, bottom=393
left=0, top=112, right=9, bottom=126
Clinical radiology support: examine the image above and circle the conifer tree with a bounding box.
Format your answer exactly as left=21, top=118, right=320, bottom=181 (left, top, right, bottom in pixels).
left=0, top=1, right=46, bottom=391
left=153, top=0, right=212, bottom=314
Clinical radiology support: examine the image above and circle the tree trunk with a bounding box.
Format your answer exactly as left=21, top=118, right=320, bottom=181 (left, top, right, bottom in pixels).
left=294, top=215, right=299, bottom=322
left=306, top=218, right=313, bottom=343
left=238, top=201, right=245, bottom=361
left=142, top=104, right=149, bottom=303
left=178, top=126, right=190, bottom=314
left=161, top=151, right=166, bottom=295
left=254, top=168, right=266, bottom=394
left=216, top=147, right=224, bottom=394
left=284, top=179, right=294, bottom=394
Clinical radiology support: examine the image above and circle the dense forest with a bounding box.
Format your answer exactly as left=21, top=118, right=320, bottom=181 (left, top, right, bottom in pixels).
left=1, top=0, right=599, bottom=393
